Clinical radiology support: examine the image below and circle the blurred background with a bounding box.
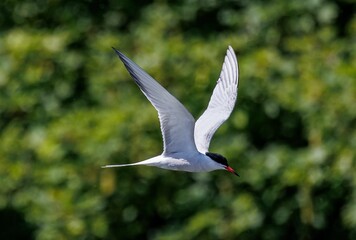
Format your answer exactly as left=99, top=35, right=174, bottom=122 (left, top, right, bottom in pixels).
left=1, top=0, right=355, bottom=239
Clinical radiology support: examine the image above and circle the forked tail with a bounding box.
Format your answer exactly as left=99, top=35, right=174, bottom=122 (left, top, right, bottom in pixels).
left=101, top=156, right=162, bottom=169
left=101, top=162, right=142, bottom=168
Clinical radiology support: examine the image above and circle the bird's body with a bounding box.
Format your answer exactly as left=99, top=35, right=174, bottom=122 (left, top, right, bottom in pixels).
left=105, top=152, right=222, bottom=172
left=103, top=46, right=239, bottom=176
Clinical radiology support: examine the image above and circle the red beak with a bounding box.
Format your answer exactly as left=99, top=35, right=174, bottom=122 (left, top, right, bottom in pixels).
left=225, top=166, right=240, bottom=177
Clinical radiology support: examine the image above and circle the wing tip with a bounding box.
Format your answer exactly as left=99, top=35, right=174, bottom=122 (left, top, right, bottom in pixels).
left=112, top=47, right=124, bottom=58
left=226, top=45, right=239, bottom=86
left=227, top=45, right=238, bottom=61
left=227, top=45, right=237, bottom=59
left=112, top=46, right=120, bottom=54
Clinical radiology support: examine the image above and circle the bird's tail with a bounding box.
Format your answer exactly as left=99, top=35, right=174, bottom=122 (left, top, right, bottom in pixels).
left=101, top=157, right=162, bottom=169
left=101, top=162, right=142, bottom=168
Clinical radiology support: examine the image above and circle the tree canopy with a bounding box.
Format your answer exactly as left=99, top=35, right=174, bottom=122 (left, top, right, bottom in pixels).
left=1, top=0, right=355, bottom=239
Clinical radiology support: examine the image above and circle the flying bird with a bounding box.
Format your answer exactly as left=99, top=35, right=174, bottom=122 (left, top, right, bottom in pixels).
left=103, top=46, right=239, bottom=176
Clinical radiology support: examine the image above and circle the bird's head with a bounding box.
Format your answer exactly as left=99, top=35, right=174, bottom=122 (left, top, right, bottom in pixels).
left=206, top=152, right=239, bottom=176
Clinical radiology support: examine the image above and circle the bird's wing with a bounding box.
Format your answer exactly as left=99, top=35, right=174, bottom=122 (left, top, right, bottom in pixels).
left=114, top=48, right=197, bottom=155
left=194, top=46, right=239, bottom=153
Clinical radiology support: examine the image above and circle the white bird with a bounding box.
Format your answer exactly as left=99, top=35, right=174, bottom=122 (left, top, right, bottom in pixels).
left=103, top=46, right=239, bottom=176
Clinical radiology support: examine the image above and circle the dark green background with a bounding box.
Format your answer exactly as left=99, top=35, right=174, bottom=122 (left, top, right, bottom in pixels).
left=1, top=0, right=355, bottom=239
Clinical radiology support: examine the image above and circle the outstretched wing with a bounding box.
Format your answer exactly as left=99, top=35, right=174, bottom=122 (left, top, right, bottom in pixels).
left=194, top=46, right=239, bottom=153
left=114, top=48, right=197, bottom=155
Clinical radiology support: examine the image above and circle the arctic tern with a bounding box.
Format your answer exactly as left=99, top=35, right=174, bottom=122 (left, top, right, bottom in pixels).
left=103, top=46, right=239, bottom=176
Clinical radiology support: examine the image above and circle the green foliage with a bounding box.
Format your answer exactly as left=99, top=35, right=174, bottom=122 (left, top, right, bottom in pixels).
left=1, top=0, right=356, bottom=239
